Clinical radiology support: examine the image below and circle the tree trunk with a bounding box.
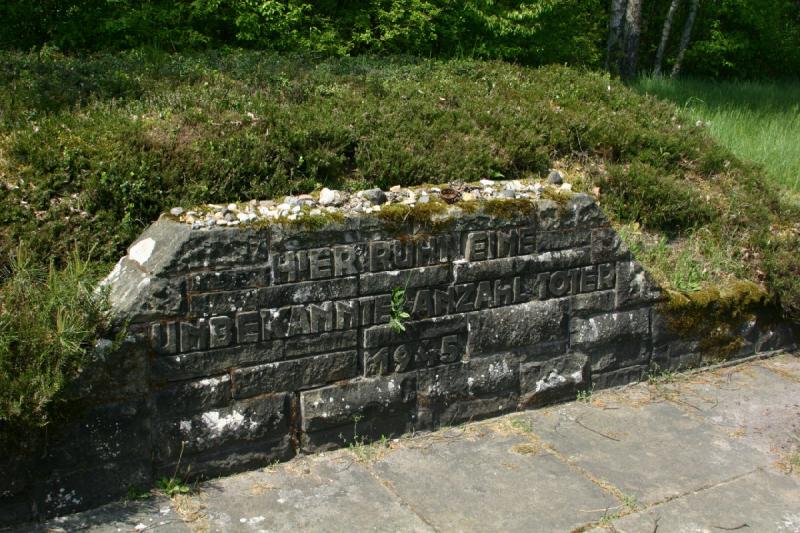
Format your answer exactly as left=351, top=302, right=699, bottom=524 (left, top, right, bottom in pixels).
left=654, top=0, right=681, bottom=76
left=606, top=0, right=628, bottom=74
left=671, top=0, right=699, bottom=78
left=619, top=0, right=643, bottom=80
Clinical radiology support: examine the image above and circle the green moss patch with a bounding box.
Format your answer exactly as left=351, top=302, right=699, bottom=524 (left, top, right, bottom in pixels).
left=659, top=281, right=770, bottom=362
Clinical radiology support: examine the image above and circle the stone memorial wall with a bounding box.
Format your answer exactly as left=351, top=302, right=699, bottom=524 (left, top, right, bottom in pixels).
left=1, top=192, right=795, bottom=524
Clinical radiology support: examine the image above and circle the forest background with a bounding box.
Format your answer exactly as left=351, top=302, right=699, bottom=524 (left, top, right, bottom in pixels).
left=2, top=0, right=799, bottom=80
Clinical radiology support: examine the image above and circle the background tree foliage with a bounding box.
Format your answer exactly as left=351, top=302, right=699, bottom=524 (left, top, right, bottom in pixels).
left=2, top=0, right=797, bottom=78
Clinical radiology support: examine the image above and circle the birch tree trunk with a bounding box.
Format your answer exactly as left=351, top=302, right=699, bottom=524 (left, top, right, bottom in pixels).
left=606, top=0, right=628, bottom=73
left=654, top=0, right=681, bottom=76
left=671, top=0, right=699, bottom=78
left=620, top=0, right=643, bottom=79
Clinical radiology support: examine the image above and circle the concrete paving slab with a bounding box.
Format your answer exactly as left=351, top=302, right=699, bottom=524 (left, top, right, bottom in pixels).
left=522, top=399, right=768, bottom=506
left=761, top=353, right=800, bottom=382
left=5, top=496, right=189, bottom=533
left=660, top=359, right=800, bottom=459
left=369, top=428, right=617, bottom=533
left=182, top=452, right=434, bottom=532
left=610, top=468, right=800, bottom=533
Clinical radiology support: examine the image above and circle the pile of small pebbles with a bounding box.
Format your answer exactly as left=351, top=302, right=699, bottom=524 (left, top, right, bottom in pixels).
left=172, top=174, right=575, bottom=228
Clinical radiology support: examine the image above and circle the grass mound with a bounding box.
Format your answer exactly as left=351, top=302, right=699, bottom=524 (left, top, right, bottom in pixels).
left=0, top=49, right=798, bottom=326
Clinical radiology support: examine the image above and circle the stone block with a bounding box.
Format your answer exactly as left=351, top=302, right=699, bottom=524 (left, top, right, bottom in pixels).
left=468, top=299, right=568, bottom=356
left=537, top=199, right=568, bottom=231
left=259, top=277, right=358, bottom=307
left=158, top=437, right=295, bottom=481
left=519, top=352, right=590, bottom=407
left=417, top=353, right=520, bottom=429
left=570, top=290, right=616, bottom=316
left=651, top=344, right=702, bottom=372
left=187, top=267, right=270, bottom=292
left=363, top=314, right=467, bottom=349
left=174, top=226, right=269, bottom=272
left=453, top=247, right=592, bottom=284
left=536, top=229, right=591, bottom=252
left=592, top=365, right=648, bottom=390
left=232, top=350, right=357, bottom=398
left=571, top=309, right=651, bottom=372
left=63, top=332, right=149, bottom=401
left=300, top=375, right=416, bottom=451
left=155, top=393, right=291, bottom=465
left=33, top=460, right=151, bottom=519
left=363, top=315, right=469, bottom=376
left=0, top=495, right=32, bottom=527
left=359, top=264, right=451, bottom=295
left=269, top=223, right=359, bottom=253
left=40, top=400, right=151, bottom=469
left=189, top=288, right=260, bottom=316
left=151, top=339, right=284, bottom=382
left=756, top=322, right=797, bottom=353
left=284, top=330, right=358, bottom=358
left=571, top=309, right=650, bottom=347
left=616, top=261, right=663, bottom=308
left=153, top=374, right=232, bottom=418
left=591, top=227, right=630, bottom=264
left=569, top=193, right=608, bottom=228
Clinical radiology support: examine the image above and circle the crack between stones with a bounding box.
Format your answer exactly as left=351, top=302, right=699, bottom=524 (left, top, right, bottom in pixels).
left=758, top=358, right=800, bottom=385
left=571, top=466, right=764, bottom=532
left=361, top=462, right=441, bottom=533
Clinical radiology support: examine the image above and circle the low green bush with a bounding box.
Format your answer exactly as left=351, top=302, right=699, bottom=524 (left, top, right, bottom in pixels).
left=0, top=246, right=109, bottom=434
left=600, top=162, right=715, bottom=235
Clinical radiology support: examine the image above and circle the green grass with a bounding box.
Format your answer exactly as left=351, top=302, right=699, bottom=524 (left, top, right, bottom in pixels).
left=634, top=77, right=800, bottom=192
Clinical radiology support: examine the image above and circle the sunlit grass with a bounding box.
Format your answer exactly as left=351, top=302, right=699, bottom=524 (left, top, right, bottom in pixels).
left=635, top=77, right=800, bottom=192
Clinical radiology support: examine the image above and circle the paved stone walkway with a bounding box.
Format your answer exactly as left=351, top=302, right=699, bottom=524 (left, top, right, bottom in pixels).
left=10, top=353, right=800, bottom=533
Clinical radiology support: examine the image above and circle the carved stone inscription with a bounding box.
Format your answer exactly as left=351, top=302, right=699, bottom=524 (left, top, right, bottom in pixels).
left=149, top=226, right=619, bottom=375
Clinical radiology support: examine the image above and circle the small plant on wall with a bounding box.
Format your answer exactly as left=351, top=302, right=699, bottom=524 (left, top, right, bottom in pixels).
left=389, top=287, right=410, bottom=333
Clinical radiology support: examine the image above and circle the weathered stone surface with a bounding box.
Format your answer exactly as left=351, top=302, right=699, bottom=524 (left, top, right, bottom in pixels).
left=519, top=352, right=590, bottom=407
left=536, top=229, right=591, bottom=252
left=756, top=321, right=797, bottom=353
left=615, top=260, right=663, bottom=308
left=34, top=461, right=152, bottom=518
left=151, top=339, right=285, bottom=382
left=571, top=309, right=651, bottom=373
left=590, top=226, right=630, bottom=263
left=154, top=393, right=291, bottom=466
left=153, top=375, right=232, bottom=417
left=63, top=333, right=149, bottom=401
left=468, top=299, right=568, bottom=357
left=417, top=353, right=520, bottom=428
left=300, top=375, right=416, bottom=451
left=371, top=431, right=617, bottom=533
left=40, top=400, right=151, bottom=469
left=359, top=264, right=450, bottom=295
left=569, top=289, right=616, bottom=316
left=187, top=267, right=269, bottom=292
left=571, top=194, right=607, bottom=225
left=592, top=365, right=648, bottom=389
left=524, top=400, right=768, bottom=506
left=191, top=455, right=435, bottom=533
left=231, top=351, right=357, bottom=398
